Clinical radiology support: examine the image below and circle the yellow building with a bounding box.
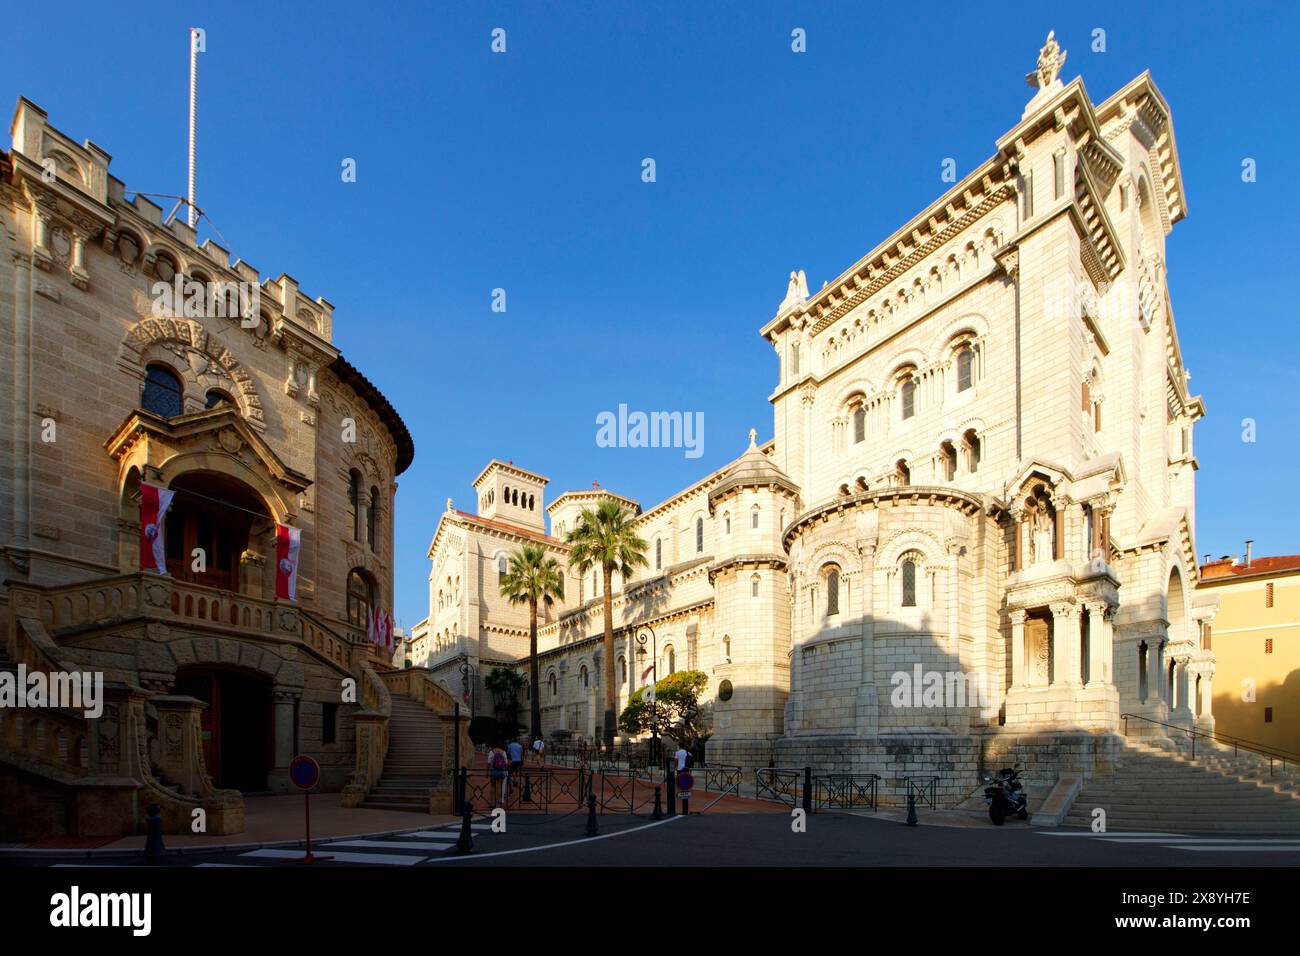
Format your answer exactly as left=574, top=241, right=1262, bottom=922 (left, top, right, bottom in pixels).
left=1199, top=551, right=1300, bottom=757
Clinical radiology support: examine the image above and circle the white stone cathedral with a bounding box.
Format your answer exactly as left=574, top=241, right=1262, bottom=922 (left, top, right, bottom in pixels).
left=413, top=36, right=1215, bottom=801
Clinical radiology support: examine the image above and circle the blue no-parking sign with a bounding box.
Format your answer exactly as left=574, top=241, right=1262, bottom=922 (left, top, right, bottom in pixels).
left=289, top=755, right=320, bottom=791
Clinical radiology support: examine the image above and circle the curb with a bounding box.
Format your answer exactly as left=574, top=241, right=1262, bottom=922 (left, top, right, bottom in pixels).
left=0, top=818, right=465, bottom=861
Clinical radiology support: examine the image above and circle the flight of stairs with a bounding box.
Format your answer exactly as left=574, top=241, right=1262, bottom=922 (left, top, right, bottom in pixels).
left=359, top=693, right=446, bottom=812
left=1064, top=737, right=1300, bottom=833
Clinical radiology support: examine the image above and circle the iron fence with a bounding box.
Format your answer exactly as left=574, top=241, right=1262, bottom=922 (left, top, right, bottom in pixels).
left=755, top=767, right=803, bottom=807
left=815, top=773, right=879, bottom=810
left=903, top=776, right=937, bottom=809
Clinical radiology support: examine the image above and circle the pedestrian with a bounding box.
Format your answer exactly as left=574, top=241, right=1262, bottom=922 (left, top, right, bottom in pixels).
left=488, top=741, right=509, bottom=807
left=675, top=743, right=689, bottom=773
left=532, top=736, right=545, bottom=766
left=507, top=736, right=524, bottom=785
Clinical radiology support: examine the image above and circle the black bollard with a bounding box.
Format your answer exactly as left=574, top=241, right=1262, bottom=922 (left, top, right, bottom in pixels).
left=802, top=766, right=813, bottom=815
left=143, top=802, right=166, bottom=864
left=585, top=791, right=599, bottom=836
left=521, top=772, right=533, bottom=804
left=906, top=790, right=918, bottom=827
left=456, top=800, right=475, bottom=854
left=652, top=785, right=663, bottom=820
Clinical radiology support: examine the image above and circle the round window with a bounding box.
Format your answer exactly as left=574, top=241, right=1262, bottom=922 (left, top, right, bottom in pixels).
left=717, top=679, right=734, bottom=702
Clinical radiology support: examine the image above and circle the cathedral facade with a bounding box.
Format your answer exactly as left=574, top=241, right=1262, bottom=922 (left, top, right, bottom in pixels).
left=417, top=38, right=1216, bottom=802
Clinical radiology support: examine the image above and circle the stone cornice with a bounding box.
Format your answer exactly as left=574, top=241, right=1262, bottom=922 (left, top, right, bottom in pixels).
left=782, top=486, right=988, bottom=550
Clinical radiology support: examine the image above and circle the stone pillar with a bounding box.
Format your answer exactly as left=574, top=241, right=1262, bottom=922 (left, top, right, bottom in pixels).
left=1009, top=609, right=1026, bottom=689
left=1084, top=601, right=1109, bottom=687
left=149, top=695, right=209, bottom=796
left=1149, top=639, right=1165, bottom=707
left=1050, top=602, right=1081, bottom=687
left=268, top=688, right=300, bottom=793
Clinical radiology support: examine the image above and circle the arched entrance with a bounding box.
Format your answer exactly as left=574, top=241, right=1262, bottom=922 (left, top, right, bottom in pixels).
left=164, top=472, right=273, bottom=592
left=173, top=666, right=273, bottom=792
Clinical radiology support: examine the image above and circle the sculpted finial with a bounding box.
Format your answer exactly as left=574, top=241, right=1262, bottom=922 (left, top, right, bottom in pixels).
left=748, top=427, right=757, bottom=449
left=1026, top=31, right=1067, bottom=90
left=446, top=497, right=453, bottom=513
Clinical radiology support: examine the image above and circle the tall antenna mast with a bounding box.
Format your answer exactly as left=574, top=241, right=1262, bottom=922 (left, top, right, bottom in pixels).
left=187, top=27, right=200, bottom=228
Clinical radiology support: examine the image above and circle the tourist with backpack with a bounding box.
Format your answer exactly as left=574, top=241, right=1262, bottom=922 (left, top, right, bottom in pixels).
left=488, top=742, right=509, bottom=807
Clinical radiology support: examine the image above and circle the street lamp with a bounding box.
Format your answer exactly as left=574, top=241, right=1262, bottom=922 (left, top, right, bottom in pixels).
left=635, top=625, right=660, bottom=764
left=459, top=657, right=477, bottom=715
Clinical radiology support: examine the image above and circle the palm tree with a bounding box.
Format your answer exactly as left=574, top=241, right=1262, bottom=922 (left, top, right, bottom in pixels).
left=498, top=543, right=565, bottom=742
left=565, top=499, right=649, bottom=751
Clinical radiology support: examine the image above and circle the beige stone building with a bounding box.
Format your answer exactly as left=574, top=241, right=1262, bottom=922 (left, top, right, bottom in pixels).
left=0, top=98, right=464, bottom=840
left=417, top=36, right=1215, bottom=802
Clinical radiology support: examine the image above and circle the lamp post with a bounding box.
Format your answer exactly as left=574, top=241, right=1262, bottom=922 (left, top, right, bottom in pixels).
left=635, top=625, right=660, bottom=764
left=459, top=658, right=477, bottom=715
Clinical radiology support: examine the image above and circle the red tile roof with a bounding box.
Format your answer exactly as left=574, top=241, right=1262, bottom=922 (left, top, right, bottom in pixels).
left=454, top=510, right=561, bottom=545
left=1200, top=555, right=1300, bottom=582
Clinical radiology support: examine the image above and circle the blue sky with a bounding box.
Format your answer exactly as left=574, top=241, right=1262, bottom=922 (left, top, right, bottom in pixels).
left=4, top=2, right=1295, bottom=626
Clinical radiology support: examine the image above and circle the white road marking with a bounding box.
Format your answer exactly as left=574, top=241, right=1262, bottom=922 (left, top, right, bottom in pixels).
left=420, top=814, right=684, bottom=863
left=405, top=831, right=460, bottom=840
left=1173, top=845, right=1300, bottom=852
left=241, top=848, right=426, bottom=866
left=1041, top=831, right=1182, bottom=838
left=325, top=839, right=454, bottom=851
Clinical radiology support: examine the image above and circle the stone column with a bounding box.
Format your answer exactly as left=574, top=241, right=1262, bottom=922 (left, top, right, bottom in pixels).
left=1149, top=638, right=1165, bottom=707
left=1050, top=602, right=1081, bottom=687
left=1009, top=609, right=1027, bottom=689
left=269, top=688, right=300, bottom=793
left=1084, top=601, right=1107, bottom=687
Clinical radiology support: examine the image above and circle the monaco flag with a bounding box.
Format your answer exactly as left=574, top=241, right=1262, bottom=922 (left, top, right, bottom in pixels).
left=139, top=483, right=176, bottom=574
left=368, top=607, right=393, bottom=650
left=274, top=524, right=301, bottom=601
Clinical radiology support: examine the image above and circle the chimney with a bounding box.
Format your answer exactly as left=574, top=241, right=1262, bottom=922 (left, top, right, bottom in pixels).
left=1245, top=540, right=1253, bottom=569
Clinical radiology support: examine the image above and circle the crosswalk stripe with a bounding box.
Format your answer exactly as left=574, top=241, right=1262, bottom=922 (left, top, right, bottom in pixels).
left=1041, top=831, right=1181, bottom=838
left=195, top=863, right=252, bottom=867
left=407, top=831, right=460, bottom=840
left=1101, top=837, right=1300, bottom=844
left=241, top=848, right=426, bottom=866
left=325, top=840, right=453, bottom=851
left=1173, top=845, right=1300, bottom=852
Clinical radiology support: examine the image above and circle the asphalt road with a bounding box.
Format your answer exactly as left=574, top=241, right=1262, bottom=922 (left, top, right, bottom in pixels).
left=16, top=811, right=1300, bottom=868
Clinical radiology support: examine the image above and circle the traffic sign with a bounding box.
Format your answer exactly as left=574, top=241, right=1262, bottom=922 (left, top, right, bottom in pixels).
left=676, top=771, right=693, bottom=793
left=289, top=755, right=320, bottom=791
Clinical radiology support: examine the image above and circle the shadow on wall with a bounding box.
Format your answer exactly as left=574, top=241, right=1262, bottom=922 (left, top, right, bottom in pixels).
left=1212, top=666, right=1300, bottom=758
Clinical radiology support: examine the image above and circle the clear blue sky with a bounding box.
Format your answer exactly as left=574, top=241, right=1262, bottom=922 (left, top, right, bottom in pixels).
left=5, top=2, right=1295, bottom=626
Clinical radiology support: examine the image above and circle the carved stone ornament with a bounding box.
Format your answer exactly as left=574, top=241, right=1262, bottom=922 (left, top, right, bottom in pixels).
left=1027, top=31, right=1067, bottom=90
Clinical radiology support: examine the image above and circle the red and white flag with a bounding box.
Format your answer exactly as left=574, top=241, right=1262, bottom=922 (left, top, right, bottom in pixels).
left=274, top=524, right=301, bottom=601
left=138, top=483, right=175, bottom=574
left=640, top=664, right=655, bottom=685
left=368, top=607, right=393, bottom=650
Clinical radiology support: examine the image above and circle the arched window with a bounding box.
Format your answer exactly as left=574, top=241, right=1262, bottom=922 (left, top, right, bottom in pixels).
left=751, top=574, right=760, bottom=597
left=901, top=559, right=917, bottom=607
left=963, top=429, right=981, bottom=473
left=724, top=513, right=731, bottom=534
left=853, top=404, right=866, bottom=443
left=347, top=569, right=374, bottom=628
left=723, top=635, right=732, bottom=661
left=695, top=517, right=704, bottom=553
left=497, top=554, right=507, bottom=582
left=751, top=507, right=760, bottom=530
left=826, top=568, right=840, bottom=616
left=956, top=348, right=974, bottom=392
left=655, top=538, right=662, bottom=570
left=940, top=441, right=957, bottom=481
left=618, top=656, right=627, bottom=683
left=665, top=646, right=676, bottom=675
left=548, top=672, right=558, bottom=698
left=900, top=378, right=916, bottom=419
left=347, top=470, right=361, bottom=542
left=143, top=363, right=184, bottom=417
left=580, top=665, right=589, bottom=689
left=204, top=389, right=235, bottom=410
left=896, top=459, right=911, bottom=486
left=528, top=494, right=534, bottom=510
left=367, top=486, right=379, bottom=549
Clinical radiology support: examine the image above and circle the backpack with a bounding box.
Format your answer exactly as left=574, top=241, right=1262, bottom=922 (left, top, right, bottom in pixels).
left=491, top=750, right=507, bottom=770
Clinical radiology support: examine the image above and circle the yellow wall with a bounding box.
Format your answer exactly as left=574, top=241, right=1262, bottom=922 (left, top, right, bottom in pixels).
left=1202, top=572, right=1300, bottom=757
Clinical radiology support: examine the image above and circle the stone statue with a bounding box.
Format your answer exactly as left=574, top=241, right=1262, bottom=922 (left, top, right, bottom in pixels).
left=779, top=269, right=810, bottom=312
left=1026, top=31, right=1067, bottom=91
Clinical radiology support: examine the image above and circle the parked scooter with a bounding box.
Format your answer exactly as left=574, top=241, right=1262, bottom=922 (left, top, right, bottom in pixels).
left=984, top=765, right=1028, bottom=825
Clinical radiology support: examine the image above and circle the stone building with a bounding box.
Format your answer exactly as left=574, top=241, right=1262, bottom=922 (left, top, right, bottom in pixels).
left=1198, top=549, right=1300, bottom=757
left=416, top=36, right=1215, bottom=802
left=0, top=98, right=461, bottom=840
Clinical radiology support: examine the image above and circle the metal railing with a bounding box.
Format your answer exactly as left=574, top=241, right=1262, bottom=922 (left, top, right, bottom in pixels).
left=903, top=776, right=937, bottom=809
left=754, top=768, right=881, bottom=811
left=1120, top=712, right=1300, bottom=774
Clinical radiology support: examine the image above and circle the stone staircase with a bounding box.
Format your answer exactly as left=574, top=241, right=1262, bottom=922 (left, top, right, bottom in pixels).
left=359, top=692, right=445, bottom=812
left=1063, top=737, right=1300, bottom=833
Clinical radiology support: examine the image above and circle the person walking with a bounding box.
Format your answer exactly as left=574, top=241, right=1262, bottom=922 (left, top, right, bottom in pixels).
left=488, top=741, right=509, bottom=808
left=507, top=737, right=524, bottom=787
left=532, top=737, right=545, bottom=766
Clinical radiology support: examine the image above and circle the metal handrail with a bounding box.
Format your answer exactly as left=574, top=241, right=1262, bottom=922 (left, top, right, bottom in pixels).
left=1120, top=711, right=1300, bottom=774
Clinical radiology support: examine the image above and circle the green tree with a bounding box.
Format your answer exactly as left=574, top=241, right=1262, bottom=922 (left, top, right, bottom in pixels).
left=565, top=500, right=649, bottom=751
left=483, top=666, right=524, bottom=739
left=498, top=543, right=565, bottom=741
left=618, top=670, right=710, bottom=747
